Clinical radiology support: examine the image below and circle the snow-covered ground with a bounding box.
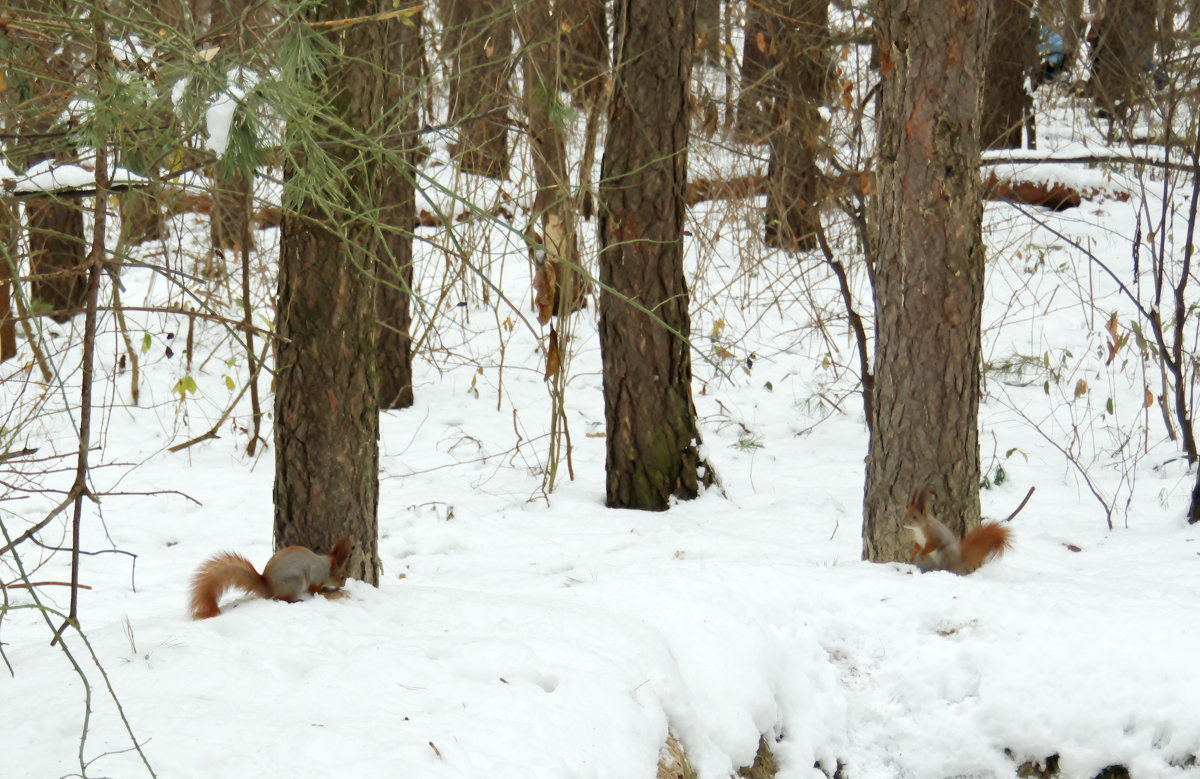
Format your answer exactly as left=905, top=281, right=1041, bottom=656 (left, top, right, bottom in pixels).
left=3, top=64, right=1200, bottom=779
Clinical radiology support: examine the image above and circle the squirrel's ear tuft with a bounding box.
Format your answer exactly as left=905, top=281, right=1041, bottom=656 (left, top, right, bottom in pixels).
left=332, top=537, right=352, bottom=560
left=907, top=487, right=931, bottom=514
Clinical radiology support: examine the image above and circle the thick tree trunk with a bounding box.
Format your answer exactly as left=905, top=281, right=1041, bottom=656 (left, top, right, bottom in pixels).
left=763, top=0, right=829, bottom=252
left=275, top=0, right=381, bottom=584
left=442, top=0, right=512, bottom=179
left=864, top=0, right=989, bottom=562
left=982, top=0, right=1036, bottom=149
left=377, top=6, right=421, bottom=410
left=1090, top=0, right=1157, bottom=135
left=599, top=0, right=716, bottom=511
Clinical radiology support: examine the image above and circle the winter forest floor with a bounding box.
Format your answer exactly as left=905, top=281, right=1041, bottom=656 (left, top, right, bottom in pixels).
left=4, top=41, right=1200, bottom=779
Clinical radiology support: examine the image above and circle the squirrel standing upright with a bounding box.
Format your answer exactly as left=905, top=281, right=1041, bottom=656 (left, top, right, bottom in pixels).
left=904, top=488, right=1011, bottom=575
left=189, top=538, right=352, bottom=619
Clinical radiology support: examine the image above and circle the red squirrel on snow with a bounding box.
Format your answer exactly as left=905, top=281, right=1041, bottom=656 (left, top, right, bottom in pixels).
left=189, top=538, right=352, bottom=619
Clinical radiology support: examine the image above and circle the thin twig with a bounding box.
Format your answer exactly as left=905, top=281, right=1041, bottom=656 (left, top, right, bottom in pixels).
left=1000, top=486, right=1036, bottom=523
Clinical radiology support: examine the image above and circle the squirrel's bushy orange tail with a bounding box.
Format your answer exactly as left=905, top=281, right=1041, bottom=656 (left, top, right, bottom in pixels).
left=189, top=552, right=272, bottom=619
left=959, top=522, right=1012, bottom=574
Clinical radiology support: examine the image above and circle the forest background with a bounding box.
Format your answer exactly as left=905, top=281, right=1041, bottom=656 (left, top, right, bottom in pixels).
left=2, top=0, right=1200, bottom=777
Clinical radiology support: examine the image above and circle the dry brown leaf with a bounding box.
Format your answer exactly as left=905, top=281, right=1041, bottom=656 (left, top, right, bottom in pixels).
left=1074, top=379, right=1088, bottom=399
left=1105, top=312, right=1119, bottom=364
left=1144, top=388, right=1155, bottom=408
left=532, top=260, right=557, bottom=325
left=544, top=328, right=560, bottom=382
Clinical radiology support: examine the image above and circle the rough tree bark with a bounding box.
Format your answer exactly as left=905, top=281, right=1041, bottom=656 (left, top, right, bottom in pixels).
left=599, top=0, right=716, bottom=511
left=377, top=5, right=421, bottom=410
left=274, top=0, right=382, bottom=584
left=442, top=0, right=512, bottom=179
left=864, top=0, right=989, bottom=561
left=982, top=0, right=1037, bottom=149
left=763, top=0, right=829, bottom=252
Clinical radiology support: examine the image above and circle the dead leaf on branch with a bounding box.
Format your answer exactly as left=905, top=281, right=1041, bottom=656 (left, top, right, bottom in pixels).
left=544, top=327, right=560, bottom=382
left=1105, top=312, right=1120, bottom=365
left=532, top=258, right=557, bottom=326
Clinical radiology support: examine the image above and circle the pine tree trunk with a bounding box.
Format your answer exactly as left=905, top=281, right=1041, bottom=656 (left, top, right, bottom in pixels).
left=599, top=0, right=716, bottom=511
left=982, top=0, right=1036, bottom=149
left=443, top=0, right=512, bottom=179
left=864, top=0, right=989, bottom=561
left=275, top=0, right=382, bottom=584
left=763, top=0, right=829, bottom=252
left=377, top=5, right=421, bottom=410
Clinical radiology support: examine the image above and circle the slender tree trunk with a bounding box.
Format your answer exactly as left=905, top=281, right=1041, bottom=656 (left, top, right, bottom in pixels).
left=600, top=0, right=716, bottom=511
left=210, top=165, right=253, bottom=258
left=275, top=0, right=382, bottom=584
left=205, top=0, right=264, bottom=266
left=696, top=0, right=722, bottom=61
left=0, top=201, right=16, bottom=362
left=559, top=0, right=609, bottom=103
left=864, top=0, right=989, bottom=561
left=735, top=1, right=780, bottom=141
left=377, top=5, right=421, bottom=410
left=442, top=0, right=513, bottom=179
left=982, top=0, right=1037, bottom=149
left=763, top=0, right=829, bottom=252
left=557, top=0, right=609, bottom=218
left=520, top=0, right=589, bottom=317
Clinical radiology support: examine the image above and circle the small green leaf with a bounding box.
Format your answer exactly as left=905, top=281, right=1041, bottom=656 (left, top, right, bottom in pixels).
left=141, top=333, right=152, bottom=353
left=224, top=375, right=236, bottom=391
left=1106, top=397, right=1114, bottom=414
